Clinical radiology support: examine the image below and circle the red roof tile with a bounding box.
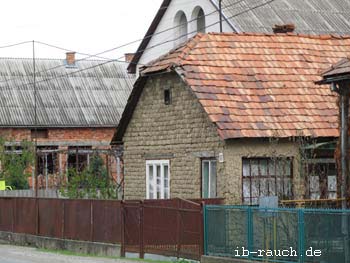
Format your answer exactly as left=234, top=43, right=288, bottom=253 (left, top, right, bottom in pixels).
left=141, top=32, right=350, bottom=139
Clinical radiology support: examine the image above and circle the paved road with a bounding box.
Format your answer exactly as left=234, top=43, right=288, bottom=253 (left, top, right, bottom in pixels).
left=0, top=245, right=139, bottom=263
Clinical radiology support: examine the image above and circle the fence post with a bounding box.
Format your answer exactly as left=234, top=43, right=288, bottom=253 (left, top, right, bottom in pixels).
left=176, top=198, right=181, bottom=258
left=120, top=200, right=125, bottom=257
left=247, top=206, right=253, bottom=260
left=12, top=198, right=15, bottom=232
left=199, top=201, right=205, bottom=260
left=203, top=202, right=207, bottom=256
left=90, top=200, right=93, bottom=242
left=298, top=209, right=305, bottom=263
left=62, top=199, right=65, bottom=239
left=139, top=200, right=144, bottom=259
left=36, top=198, right=39, bottom=235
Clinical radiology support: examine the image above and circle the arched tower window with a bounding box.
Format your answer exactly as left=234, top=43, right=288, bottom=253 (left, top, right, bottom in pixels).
left=174, top=11, right=188, bottom=46
left=192, top=6, right=206, bottom=33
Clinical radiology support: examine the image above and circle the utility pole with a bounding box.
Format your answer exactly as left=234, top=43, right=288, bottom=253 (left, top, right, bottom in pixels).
left=33, top=40, right=38, bottom=198
left=219, top=0, right=223, bottom=33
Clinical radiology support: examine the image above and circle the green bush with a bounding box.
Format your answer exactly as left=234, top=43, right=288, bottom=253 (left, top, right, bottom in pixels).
left=0, top=137, right=34, bottom=189
left=60, top=154, right=118, bottom=199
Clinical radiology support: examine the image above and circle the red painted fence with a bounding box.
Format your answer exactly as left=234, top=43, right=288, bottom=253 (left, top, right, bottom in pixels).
left=0, top=197, right=222, bottom=260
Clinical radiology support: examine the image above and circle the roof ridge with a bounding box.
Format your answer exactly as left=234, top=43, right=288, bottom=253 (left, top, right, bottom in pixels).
left=207, top=31, right=350, bottom=40
left=177, top=33, right=206, bottom=63
left=0, top=57, right=121, bottom=63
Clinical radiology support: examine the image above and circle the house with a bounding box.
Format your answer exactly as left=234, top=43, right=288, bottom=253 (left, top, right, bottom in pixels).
left=128, top=0, right=350, bottom=74
left=316, top=57, right=350, bottom=207
left=111, top=32, right=350, bottom=204
left=0, top=53, right=135, bottom=188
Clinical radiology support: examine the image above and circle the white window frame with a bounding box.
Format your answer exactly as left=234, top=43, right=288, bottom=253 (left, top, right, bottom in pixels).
left=146, top=160, right=170, bottom=199
left=202, top=159, right=217, bottom=198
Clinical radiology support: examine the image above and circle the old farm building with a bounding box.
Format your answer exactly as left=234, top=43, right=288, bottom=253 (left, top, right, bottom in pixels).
left=0, top=53, right=134, bottom=188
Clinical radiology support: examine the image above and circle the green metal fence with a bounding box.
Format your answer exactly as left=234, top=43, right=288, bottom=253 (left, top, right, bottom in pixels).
left=204, top=205, right=350, bottom=263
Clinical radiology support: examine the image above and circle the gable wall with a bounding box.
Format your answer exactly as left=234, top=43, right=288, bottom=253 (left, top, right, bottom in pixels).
left=122, top=73, right=225, bottom=200
left=138, top=0, right=233, bottom=73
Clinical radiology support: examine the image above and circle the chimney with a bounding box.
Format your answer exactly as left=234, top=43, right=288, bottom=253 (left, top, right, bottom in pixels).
left=273, top=24, right=295, bottom=33
left=124, top=53, right=135, bottom=63
left=66, top=52, right=76, bottom=66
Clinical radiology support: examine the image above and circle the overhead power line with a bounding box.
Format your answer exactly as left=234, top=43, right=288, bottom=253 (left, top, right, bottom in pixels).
left=0, top=40, right=32, bottom=49
left=0, top=0, right=246, bottom=86
left=0, top=0, right=276, bottom=88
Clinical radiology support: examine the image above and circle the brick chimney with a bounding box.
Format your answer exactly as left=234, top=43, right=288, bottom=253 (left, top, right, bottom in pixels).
left=66, top=52, right=76, bottom=66
left=125, top=53, right=135, bottom=63
left=273, top=24, right=295, bottom=33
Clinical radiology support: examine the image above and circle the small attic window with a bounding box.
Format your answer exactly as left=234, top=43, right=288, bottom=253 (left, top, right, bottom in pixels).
left=164, top=88, right=172, bottom=105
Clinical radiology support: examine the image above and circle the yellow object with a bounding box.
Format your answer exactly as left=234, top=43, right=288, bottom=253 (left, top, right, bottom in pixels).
left=0, top=180, right=12, bottom=190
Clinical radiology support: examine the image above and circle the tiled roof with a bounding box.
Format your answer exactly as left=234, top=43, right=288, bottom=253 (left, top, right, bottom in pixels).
left=141, top=32, right=350, bottom=139
left=0, top=58, right=135, bottom=127
left=128, top=0, right=350, bottom=73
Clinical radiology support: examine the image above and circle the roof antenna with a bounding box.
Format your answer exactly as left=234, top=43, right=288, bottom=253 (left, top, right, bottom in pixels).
left=219, top=0, right=223, bottom=32
left=32, top=40, right=38, bottom=198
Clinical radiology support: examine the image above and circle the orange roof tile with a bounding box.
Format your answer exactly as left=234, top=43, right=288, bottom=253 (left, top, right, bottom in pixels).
left=140, top=32, right=350, bottom=140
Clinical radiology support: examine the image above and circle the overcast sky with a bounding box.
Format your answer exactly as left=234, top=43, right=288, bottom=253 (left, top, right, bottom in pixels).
left=0, top=0, right=163, bottom=61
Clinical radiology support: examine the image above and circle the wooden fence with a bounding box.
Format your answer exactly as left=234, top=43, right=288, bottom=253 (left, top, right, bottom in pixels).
left=0, top=197, right=222, bottom=260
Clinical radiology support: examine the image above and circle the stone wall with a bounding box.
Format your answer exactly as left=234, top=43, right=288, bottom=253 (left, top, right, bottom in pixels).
left=122, top=73, right=224, bottom=200
left=123, top=73, right=304, bottom=203
left=222, top=139, right=303, bottom=204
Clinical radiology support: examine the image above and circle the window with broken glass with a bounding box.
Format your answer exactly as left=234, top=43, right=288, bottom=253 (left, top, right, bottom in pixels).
left=303, top=141, right=337, bottom=199
left=37, top=146, right=58, bottom=176
left=67, top=146, right=91, bottom=173
left=242, top=157, right=293, bottom=205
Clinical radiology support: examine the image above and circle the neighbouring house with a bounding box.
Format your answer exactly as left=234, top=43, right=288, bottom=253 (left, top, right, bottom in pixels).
left=111, top=32, right=350, bottom=204
left=0, top=53, right=135, bottom=189
left=316, top=57, right=350, bottom=206
left=128, top=0, right=350, bottom=74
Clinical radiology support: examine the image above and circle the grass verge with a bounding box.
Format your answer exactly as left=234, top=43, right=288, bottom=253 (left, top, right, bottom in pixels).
left=36, top=248, right=191, bottom=263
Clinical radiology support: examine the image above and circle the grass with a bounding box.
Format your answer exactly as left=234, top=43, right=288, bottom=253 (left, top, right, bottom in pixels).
left=36, top=248, right=192, bottom=263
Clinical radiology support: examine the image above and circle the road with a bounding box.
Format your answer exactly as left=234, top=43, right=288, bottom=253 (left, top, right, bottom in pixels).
left=0, top=244, right=139, bottom=263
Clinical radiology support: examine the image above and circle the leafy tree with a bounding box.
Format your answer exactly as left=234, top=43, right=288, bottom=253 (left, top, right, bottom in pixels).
left=0, top=137, right=34, bottom=189
left=61, top=154, right=118, bottom=199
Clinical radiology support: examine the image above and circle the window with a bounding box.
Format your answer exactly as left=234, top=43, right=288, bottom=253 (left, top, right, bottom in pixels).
left=68, top=146, right=91, bottom=173
left=174, top=11, right=188, bottom=46
left=146, top=160, right=170, bottom=199
left=202, top=159, right=217, bottom=198
left=37, top=146, right=58, bottom=175
left=242, top=157, right=293, bottom=205
left=164, top=88, right=171, bottom=105
left=192, top=6, right=206, bottom=33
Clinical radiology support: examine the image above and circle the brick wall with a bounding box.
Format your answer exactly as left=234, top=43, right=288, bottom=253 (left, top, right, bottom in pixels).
left=0, top=127, right=115, bottom=144
left=0, top=127, right=119, bottom=189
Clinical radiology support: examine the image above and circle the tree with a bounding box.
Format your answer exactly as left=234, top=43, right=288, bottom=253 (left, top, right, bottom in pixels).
left=0, top=137, right=34, bottom=189
left=61, top=153, right=118, bottom=199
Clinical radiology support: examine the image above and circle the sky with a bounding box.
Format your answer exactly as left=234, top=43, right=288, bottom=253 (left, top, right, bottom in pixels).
left=0, top=0, right=163, bottom=61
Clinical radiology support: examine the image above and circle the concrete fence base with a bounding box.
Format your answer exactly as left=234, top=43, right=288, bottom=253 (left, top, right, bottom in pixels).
left=0, top=231, right=121, bottom=257
left=201, top=255, right=261, bottom=263
left=0, top=190, right=61, bottom=198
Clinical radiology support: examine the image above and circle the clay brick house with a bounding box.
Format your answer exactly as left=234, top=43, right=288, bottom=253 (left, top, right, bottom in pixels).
left=0, top=53, right=135, bottom=188
left=111, top=32, right=350, bottom=204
